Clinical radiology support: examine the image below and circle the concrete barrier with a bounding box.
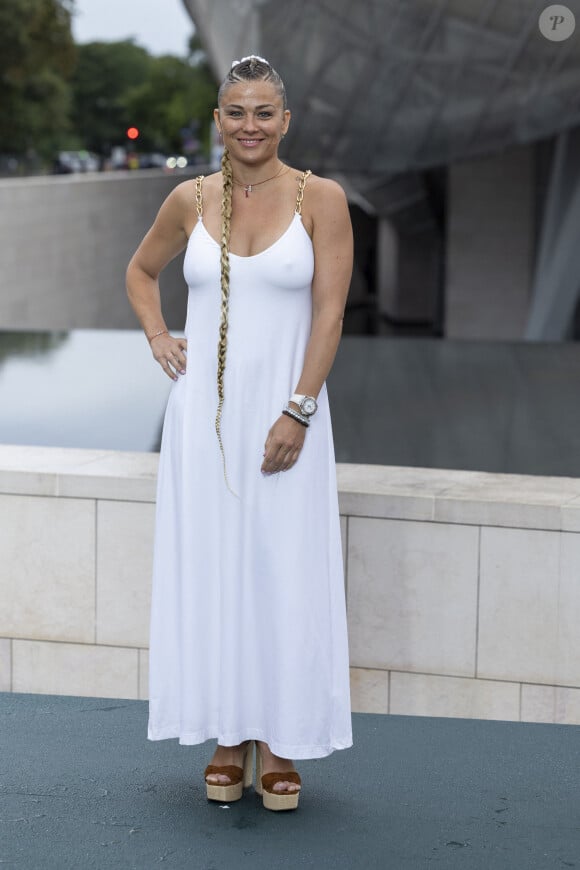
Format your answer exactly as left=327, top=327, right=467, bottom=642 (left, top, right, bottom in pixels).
left=0, top=171, right=198, bottom=331
left=2, top=444, right=580, bottom=725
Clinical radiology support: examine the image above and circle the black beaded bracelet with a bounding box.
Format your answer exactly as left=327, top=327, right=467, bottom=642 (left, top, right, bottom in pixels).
left=282, top=408, right=309, bottom=427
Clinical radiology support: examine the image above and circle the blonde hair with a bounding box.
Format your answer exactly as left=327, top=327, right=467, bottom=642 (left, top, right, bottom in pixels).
left=218, top=56, right=286, bottom=109
left=215, top=147, right=234, bottom=492
left=215, top=56, right=286, bottom=493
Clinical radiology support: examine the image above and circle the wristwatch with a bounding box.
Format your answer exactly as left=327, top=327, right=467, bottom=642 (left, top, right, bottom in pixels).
left=289, top=393, right=318, bottom=416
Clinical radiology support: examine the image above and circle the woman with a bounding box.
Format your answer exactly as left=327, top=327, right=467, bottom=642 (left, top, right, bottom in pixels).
left=126, top=55, right=353, bottom=812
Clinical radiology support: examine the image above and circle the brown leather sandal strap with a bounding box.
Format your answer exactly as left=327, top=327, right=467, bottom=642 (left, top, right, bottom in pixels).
left=204, top=764, right=243, bottom=784
left=261, top=771, right=302, bottom=794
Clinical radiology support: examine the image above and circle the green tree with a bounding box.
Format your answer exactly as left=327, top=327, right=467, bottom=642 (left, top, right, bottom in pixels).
left=0, top=0, right=76, bottom=158
left=125, top=54, right=216, bottom=153
left=71, top=40, right=151, bottom=154
left=70, top=39, right=217, bottom=156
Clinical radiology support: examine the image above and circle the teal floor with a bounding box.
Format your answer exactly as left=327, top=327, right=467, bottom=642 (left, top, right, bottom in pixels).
left=1, top=692, right=579, bottom=869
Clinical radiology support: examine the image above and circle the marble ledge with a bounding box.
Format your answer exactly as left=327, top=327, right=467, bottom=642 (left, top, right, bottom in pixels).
left=1, top=446, right=580, bottom=529
left=0, top=444, right=158, bottom=502
left=337, top=463, right=580, bottom=530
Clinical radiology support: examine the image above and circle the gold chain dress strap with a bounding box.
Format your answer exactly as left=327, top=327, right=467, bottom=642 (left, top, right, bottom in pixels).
left=195, top=175, right=204, bottom=218
left=295, top=170, right=312, bottom=215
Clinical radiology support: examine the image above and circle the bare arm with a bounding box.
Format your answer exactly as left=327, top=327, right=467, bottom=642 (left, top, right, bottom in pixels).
left=261, top=178, right=353, bottom=474
left=293, top=178, right=353, bottom=399
left=126, top=181, right=192, bottom=380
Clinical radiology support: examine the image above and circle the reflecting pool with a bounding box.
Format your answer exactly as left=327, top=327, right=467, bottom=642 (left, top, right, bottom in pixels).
left=2, top=330, right=580, bottom=478
left=0, top=330, right=172, bottom=452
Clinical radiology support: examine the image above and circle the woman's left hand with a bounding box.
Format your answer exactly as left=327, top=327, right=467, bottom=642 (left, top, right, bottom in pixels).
left=261, top=415, right=306, bottom=475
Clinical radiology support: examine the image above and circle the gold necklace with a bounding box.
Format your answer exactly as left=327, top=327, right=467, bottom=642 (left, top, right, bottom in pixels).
left=233, top=163, right=288, bottom=197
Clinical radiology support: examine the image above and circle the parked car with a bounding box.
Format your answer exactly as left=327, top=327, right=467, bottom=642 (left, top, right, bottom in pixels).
left=53, top=151, right=100, bottom=174
left=138, top=153, right=167, bottom=169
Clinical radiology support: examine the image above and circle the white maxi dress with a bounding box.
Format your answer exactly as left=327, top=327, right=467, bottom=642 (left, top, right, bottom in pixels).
left=148, top=174, right=353, bottom=759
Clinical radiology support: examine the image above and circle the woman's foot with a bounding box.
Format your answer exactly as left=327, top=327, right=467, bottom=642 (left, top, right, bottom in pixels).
left=204, top=741, right=254, bottom=803
left=205, top=740, right=252, bottom=785
left=255, top=740, right=301, bottom=794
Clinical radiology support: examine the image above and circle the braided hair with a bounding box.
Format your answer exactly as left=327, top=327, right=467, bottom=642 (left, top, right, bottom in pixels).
left=215, top=148, right=234, bottom=490
left=215, top=56, right=286, bottom=492
left=218, top=55, right=286, bottom=109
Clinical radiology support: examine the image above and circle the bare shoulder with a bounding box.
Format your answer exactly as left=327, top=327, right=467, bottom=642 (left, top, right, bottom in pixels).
left=156, top=173, right=222, bottom=233
left=183, top=170, right=223, bottom=213
left=303, top=173, right=348, bottom=219
left=197, top=171, right=222, bottom=197
left=306, top=173, right=347, bottom=200
left=300, top=173, right=350, bottom=237
left=156, top=178, right=193, bottom=213
left=169, top=172, right=221, bottom=203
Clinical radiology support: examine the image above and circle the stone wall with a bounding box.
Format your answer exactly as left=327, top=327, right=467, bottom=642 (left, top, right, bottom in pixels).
left=2, top=445, right=580, bottom=725
left=0, top=171, right=191, bottom=331
left=0, top=150, right=538, bottom=340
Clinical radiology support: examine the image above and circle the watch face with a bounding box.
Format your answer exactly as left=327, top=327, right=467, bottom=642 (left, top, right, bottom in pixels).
left=302, top=397, right=317, bottom=415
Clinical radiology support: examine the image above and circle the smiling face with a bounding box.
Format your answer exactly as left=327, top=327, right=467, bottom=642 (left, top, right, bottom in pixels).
left=214, top=80, right=291, bottom=166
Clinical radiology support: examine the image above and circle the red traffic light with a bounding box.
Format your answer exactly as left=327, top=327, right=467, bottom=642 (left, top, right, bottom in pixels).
left=126, top=127, right=139, bottom=140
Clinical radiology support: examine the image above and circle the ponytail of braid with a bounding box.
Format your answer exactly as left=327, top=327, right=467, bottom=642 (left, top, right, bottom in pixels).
left=214, top=57, right=286, bottom=495
left=215, top=148, right=236, bottom=495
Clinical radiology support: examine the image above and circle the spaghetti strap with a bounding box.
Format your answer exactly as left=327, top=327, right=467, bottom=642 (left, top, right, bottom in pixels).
left=295, top=170, right=312, bottom=215
left=195, top=175, right=204, bottom=218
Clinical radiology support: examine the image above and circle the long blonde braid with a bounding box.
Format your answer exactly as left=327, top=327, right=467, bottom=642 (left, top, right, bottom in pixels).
left=216, top=148, right=235, bottom=493
left=214, top=57, right=286, bottom=494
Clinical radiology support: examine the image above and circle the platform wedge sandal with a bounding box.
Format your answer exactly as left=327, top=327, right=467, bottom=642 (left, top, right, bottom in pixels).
left=204, top=740, right=254, bottom=802
left=255, top=745, right=301, bottom=811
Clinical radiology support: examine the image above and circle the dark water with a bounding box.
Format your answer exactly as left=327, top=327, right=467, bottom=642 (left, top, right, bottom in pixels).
left=329, top=337, right=580, bottom=478
left=2, top=330, right=580, bottom=478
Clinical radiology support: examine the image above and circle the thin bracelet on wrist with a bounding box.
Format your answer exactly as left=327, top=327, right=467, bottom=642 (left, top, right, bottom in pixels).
left=147, top=329, right=169, bottom=344
left=282, top=407, right=309, bottom=427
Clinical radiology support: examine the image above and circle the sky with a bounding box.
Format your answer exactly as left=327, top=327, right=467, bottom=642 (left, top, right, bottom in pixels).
left=71, top=0, right=194, bottom=57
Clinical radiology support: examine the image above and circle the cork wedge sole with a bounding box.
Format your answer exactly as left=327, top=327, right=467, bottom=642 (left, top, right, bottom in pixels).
left=204, top=740, right=254, bottom=802
left=255, top=746, right=301, bottom=811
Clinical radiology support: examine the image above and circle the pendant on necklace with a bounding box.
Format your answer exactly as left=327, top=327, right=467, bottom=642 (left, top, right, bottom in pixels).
left=244, top=185, right=252, bottom=197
